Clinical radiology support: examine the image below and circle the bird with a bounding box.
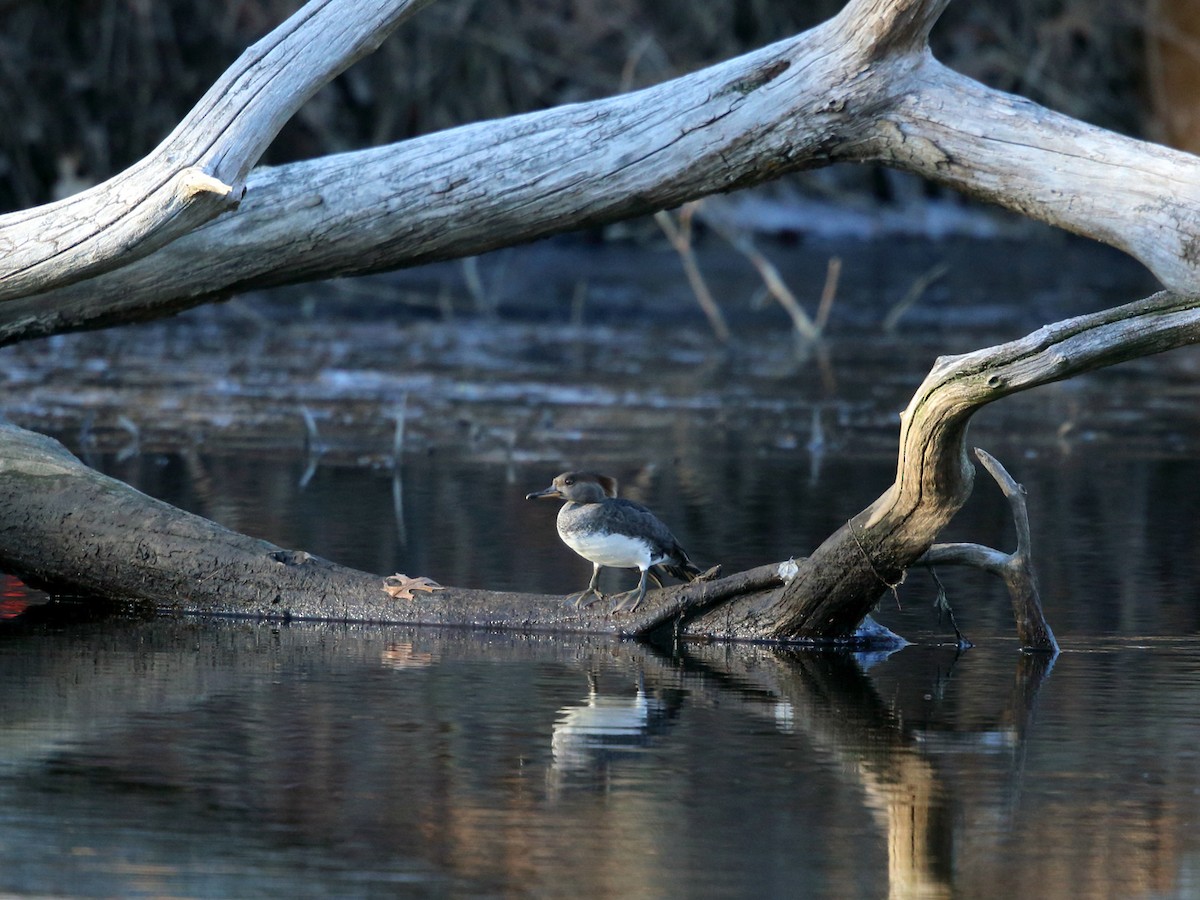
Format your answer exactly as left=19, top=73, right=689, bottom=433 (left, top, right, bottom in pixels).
left=526, top=471, right=702, bottom=613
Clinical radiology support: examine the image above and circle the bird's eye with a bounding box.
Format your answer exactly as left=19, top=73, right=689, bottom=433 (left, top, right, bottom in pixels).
left=564, top=477, right=575, bottom=486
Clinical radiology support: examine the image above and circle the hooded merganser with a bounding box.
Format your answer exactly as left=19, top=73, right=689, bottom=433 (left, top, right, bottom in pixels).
left=526, top=471, right=702, bottom=613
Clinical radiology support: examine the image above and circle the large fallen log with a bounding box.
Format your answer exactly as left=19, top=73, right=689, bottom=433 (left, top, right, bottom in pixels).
left=3, top=292, right=1197, bottom=643
left=4, top=0, right=1200, bottom=343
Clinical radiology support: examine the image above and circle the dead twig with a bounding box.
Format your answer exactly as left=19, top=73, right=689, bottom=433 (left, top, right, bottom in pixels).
left=699, top=207, right=821, bottom=340
left=814, top=256, right=841, bottom=334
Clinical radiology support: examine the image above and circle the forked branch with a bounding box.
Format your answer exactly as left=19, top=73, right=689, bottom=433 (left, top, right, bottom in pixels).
left=752, top=292, right=1200, bottom=641
left=920, top=448, right=1058, bottom=653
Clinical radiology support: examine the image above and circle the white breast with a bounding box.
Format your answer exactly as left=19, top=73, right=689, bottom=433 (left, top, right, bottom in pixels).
left=562, top=530, right=658, bottom=569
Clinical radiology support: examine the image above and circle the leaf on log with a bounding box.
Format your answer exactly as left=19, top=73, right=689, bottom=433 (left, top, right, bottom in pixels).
left=383, top=574, right=446, bottom=601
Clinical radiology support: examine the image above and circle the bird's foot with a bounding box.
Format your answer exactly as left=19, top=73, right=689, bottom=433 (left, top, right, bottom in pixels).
left=567, top=588, right=605, bottom=609
left=609, top=588, right=645, bottom=615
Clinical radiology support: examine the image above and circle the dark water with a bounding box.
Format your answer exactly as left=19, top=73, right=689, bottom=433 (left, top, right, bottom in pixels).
left=3, top=233, right=1200, bottom=897
left=4, top=618, right=1200, bottom=898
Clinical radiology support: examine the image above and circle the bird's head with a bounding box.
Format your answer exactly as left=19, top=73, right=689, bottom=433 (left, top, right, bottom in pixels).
left=526, top=471, right=618, bottom=503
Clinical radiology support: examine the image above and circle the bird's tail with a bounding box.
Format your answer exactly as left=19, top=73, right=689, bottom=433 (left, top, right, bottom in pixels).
left=654, top=560, right=703, bottom=584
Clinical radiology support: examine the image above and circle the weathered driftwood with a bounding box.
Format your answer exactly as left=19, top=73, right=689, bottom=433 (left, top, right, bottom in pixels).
left=743, top=291, right=1200, bottom=641
left=0, top=0, right=435, bottom=306
left=2, top=0, right=1200, bottom=642
left=5, top=0, right=1200, bottom=343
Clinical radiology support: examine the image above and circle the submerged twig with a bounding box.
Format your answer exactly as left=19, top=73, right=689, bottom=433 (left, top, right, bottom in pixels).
left=299, top=406, right=323, bottom=489
left=929, top=567, right=973, bottom=649
left=391, top=395, right=408, bottom=464
left=655, top=205, right=731, bottom=343
left=883, top=262, right=949, bottom=332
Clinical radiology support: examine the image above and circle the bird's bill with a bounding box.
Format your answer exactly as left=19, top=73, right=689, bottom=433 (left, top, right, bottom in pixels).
left=525, top=485, right=563, bottom=500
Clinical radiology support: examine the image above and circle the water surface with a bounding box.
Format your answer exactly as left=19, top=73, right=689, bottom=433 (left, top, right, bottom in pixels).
left=4, top=618, right=1200, bottom=898
left=2, top=233, right=1198, bottom=897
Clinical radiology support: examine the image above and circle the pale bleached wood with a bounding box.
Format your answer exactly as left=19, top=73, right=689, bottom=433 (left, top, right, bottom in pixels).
left=0, top=0, right=435, bottom=305
left=7, top=0, right=1200, bottom=342
left=749, top=291, right=1200, bottom=640
left=866, top=62, right=1200, bottom=293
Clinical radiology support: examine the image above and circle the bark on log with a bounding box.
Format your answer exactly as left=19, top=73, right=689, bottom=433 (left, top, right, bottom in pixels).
left=0, top=419, right=781, bottom=636
left=5, top=0, right=1200, bottom=342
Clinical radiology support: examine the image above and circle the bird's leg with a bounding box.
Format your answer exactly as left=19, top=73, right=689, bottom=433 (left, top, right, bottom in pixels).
left=646, top=568, right=665, bottom=590
left=611, top=568, right=649, bottom=614
left=567, top=564, right=605, bottom=608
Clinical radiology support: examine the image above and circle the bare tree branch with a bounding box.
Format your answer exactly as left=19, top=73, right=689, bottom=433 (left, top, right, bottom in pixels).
left=0, top=0, right=435, bottom=303
left=6, top=0, right=1200, bottom=343
left=752, top=292, right=1200, bottom=641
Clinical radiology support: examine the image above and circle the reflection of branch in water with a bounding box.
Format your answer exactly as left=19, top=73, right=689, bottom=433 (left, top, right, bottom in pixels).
left=298, top=405, right=323, bottom=489
left=539, top=637, right=1055, bottom=894
left=776, top=651, right=954, bottom=899
left=669, top=644, right=1056, bottom=900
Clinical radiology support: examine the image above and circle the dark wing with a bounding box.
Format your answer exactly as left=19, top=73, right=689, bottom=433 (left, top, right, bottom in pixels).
left=606, top=499, right=701, bottom=579
left=600, top=499, right=674, bottom=545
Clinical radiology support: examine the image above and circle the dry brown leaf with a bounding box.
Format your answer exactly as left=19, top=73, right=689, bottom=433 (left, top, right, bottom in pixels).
left=383, top=573, right=446, bottom=601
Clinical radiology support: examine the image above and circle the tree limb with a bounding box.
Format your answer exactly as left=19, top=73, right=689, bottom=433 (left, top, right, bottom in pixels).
left=753, top=291, right=1200, bottom=641
left=0, top=0, right=435, bottom=303
left=6, top=0, right=1200, bottom=342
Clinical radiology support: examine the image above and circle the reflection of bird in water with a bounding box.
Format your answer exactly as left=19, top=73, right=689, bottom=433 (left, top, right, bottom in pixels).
left=550, top=673, right=677, bottom=777
left=526, top=471, right=702, bottom=612
left=379, top=641, right=437, bottom=671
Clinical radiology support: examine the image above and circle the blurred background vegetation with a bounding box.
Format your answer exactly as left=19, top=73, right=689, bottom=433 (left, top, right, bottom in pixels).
left=0, top=0, right=1192, bottom=215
